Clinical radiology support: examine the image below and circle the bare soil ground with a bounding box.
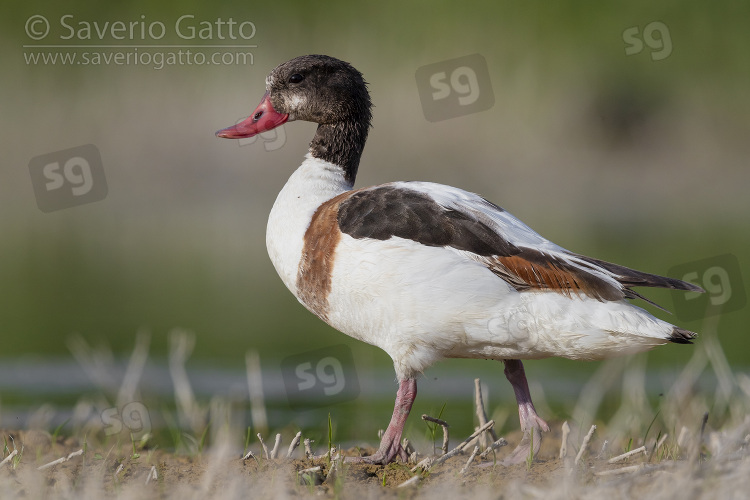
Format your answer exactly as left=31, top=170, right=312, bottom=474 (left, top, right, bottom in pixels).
left=3, top=419, right=749, bottom=500
left=3, top=335, right=748, bottom=498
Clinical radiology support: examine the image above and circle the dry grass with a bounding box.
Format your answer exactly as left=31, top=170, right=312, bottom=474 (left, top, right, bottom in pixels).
left=2, top=322, right=749, bottom=499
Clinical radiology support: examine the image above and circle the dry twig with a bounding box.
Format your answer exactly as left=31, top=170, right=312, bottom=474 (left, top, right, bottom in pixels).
left=270, top=433, right=282, bottom=459
left=412, top=420, right=495, bottom=471
left=478, top=437, right=509, bottom=459
left=37, top=449, right=83, bottom=471
left=595, top=464, right=643, bottom=476
left=597, top=440, right=609, bottom=459
left=560, top=421, right=570, bottom=459
left=287, top=431, right=302, bottom=459
left=145, top=465, right=158, bottom=485
left=460, top=445, right=480, bottom=475
left=298, top=466, right=323, bottom=486
left=575, top=425, right=596, bottom=465
left=0, top=449, right=18, bottom=469
left=655, top=434, right=669, bottom=452
left=608, top=446, right=647, bottom=464
left=474, top=379, right=499, bottom=448
left=257, top=433, right=270, bottom=460
left=677, top=426, right=690, bottom=449
left=422, top=414, right=450, bottom=455
left=397, top=475, right=421, bottom=488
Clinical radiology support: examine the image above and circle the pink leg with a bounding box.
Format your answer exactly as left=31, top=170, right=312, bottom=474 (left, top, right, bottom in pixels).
left=502, top=360, right=549, bottom=465
left=347, top=378, right=416, bottom=465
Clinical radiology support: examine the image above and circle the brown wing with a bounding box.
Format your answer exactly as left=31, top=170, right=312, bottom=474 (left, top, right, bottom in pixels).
left=337, top=184, right=519, bottom=257
left=480, top=248, right=704, bottom=307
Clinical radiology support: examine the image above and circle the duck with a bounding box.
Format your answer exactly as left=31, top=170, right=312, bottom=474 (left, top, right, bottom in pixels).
left=216, top=54, right=704, bottom=465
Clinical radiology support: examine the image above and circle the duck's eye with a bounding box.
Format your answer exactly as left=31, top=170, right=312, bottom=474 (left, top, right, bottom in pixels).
left=288, top=73, right=304, bottom=84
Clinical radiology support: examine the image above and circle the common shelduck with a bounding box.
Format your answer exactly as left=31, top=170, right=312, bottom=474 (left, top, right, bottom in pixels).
left=217, top=55, right=703, bottom=465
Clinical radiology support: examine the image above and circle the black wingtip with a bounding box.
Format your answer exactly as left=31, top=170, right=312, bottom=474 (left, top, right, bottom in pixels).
left=572, top=254, right=707, bottom=294
left=682, top=282, right=706, bottom=294
left=669, top=327, right=698, bottom=344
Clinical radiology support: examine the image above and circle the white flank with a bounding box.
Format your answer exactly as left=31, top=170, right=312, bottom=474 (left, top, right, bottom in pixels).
left=268, top=159, right=682, bottom=380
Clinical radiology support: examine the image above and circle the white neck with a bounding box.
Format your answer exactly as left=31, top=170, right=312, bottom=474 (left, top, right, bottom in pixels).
left=266, top=154, right=353, bottom=295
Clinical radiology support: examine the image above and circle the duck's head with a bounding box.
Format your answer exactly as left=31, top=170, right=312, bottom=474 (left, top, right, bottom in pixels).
left=216, top=54, right=372, bottom=139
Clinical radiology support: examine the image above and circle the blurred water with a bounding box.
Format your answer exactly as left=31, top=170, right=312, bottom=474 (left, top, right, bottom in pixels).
left=0, top=356, right=731, bottom=435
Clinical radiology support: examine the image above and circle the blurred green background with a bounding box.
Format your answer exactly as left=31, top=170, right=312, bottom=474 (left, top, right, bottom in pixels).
left=1, top=0, right=749, bottom=439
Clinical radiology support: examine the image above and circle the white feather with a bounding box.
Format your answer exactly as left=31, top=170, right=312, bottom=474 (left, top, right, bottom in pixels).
left=267, top=160, right=681, bottom=380
left=266, top=154, right=352, bottom=294
left=326, top=235, right=674, bottom=379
